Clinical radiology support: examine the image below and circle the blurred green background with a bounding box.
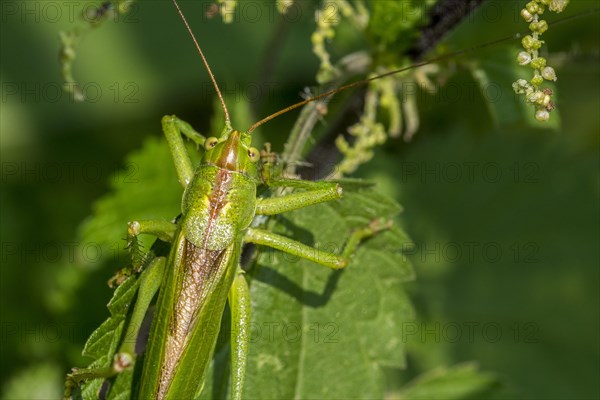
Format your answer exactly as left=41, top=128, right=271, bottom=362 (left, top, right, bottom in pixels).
left=1, top=0, right=598, bottom=399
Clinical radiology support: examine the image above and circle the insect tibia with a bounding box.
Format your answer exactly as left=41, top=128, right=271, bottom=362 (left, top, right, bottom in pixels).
left=126, top=231, right=147, bottom=270
left=339, top=218, right=394, bottom=265
left=106, top=238, right=146, bottom=288
left=107, top=221, right=163, bottom=288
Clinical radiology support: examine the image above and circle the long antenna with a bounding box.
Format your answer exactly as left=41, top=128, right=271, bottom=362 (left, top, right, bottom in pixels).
left=247, top=7, right=600, bottom=134
left=247, top=35, right=511, bottom=133
left=172, top=0, right=231, bottom=128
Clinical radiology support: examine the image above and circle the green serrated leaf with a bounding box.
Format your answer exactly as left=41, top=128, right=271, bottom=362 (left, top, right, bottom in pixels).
left=68, top=276, right=141, bottom=399
left=240, top=189, right=414, bottom=398
left=359, top=248, right=415, bottom=284
left=82, top=277, right=139, bottom=359
left=106, top=275, right=140, bottom=315
left=80, top=378, right=103, bottom=400
left=396, top=362, right=499, bottom=400
left=334, top=190, right=403, bottom=221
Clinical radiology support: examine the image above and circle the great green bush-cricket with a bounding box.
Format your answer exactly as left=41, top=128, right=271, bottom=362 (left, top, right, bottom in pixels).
left=63, top=1, right=593, bottom=398
left=65, top=1, right=388, bottom=398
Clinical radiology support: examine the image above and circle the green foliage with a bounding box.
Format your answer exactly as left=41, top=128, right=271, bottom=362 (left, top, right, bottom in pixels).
left=69, top=134, right=417, bottom=397
left=239, top=191, right=412, bottom=398
left=3, top=1, right=598, bottom=399
left=368, top=0, right=436, bottom=57
left=75, top=276, right=140, bottom=399
left=381, top=128, right=599, bottom=399
left=395, top=363, right=498, bottom=400
left=78, top=137, right=191, bottom=259
left=1, top=363, right=63, bottom=400
left=245, top=194, right=412, bottom=398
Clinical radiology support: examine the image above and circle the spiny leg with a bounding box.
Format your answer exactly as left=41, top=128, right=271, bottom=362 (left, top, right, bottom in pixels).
left=228, top=269, right=251, bottom=400
left=254, top=178, right=391, bottom=267
left=256, top=180, right=342, bottom=215
left=258, top=177, right=375, bottom=214
left=111, top=219, right=175, bottom=281
left=264, top=177, right=342, bottom=190
left=245, top=221, right=389, bottom=270
left=116, top=256, right=166, bottom=360
left=162, top=115, right=206, bottom=187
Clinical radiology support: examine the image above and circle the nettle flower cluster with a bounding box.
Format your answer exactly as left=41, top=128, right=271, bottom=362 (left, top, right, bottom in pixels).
left=513, top=0, right=569, bottom=122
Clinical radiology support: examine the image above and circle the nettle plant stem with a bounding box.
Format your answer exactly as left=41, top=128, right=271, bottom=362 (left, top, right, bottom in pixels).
left=513, top=0, right=569, bottom=122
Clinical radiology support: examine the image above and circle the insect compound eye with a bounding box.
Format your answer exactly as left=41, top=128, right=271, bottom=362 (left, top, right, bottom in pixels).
left=204, top=137, right=219, bottom=150
left=247, top=147, right=260, bottom=162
